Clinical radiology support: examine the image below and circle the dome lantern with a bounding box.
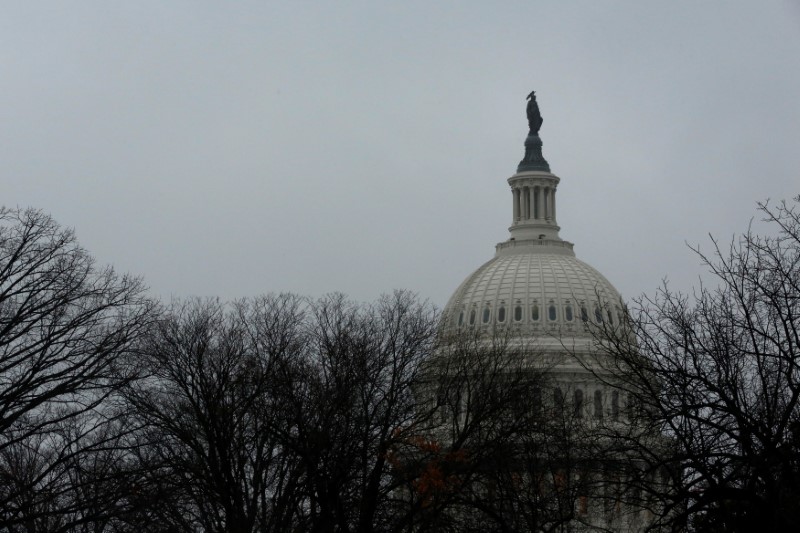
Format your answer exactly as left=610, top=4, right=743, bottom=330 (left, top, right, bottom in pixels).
left=505, top=91, right=568, bottom=248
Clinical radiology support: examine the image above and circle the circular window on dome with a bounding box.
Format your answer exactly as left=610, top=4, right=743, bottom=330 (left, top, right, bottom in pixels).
left=548, top=301, right=557, bottom=321
left=498, top=304, right=506, bottom=323
left=531, top=301, right=540, bottom=321
left=482, top=306, right=491, bottom=324
left=469, top=309, right=476, bottom=325
left=514, top=302, right=523, bottom=322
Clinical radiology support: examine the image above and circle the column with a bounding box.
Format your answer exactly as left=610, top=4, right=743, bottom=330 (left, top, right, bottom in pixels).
left=513, top=188, right=520, bottom=221
left=527, top=187, right=534, bottom=220
left=543, top=188, right=550, bottom=220
left=522, top=186, right=530, bottom=220
left=551, top=188, right=557, bottom=222
left=533, top=187, right=540, bottom=219
left=538, top=186, right=546, bottom=221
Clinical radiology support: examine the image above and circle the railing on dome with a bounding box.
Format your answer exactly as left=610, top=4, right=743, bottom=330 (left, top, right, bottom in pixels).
left=496, top=239, right=574, bottom=253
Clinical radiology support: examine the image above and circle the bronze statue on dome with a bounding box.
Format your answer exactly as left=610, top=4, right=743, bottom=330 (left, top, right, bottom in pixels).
left=517, top=90, right=550, bottom=172
left=526, top=91, right=543, bottom=134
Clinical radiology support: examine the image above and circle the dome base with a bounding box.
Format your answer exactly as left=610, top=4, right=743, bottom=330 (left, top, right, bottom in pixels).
left=496, top=237, right=575, bottom=256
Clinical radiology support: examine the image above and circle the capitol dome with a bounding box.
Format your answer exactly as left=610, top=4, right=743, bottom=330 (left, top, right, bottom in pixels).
left=431, top=93, right=661, bottom=533
left=443, top=96, right=623, bottom=342
left=434, top=93, right=656, bottom=532
left=443, top=247, right=623, bottom=338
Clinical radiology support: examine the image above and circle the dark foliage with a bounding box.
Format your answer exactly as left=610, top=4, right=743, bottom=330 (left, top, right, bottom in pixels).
left=0, top=208, right=155, bottom=531
left=589, top=197, right=800, bottom=531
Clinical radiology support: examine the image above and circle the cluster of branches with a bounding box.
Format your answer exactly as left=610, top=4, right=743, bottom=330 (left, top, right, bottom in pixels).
left=0, top=207, right=154, bottom=531
left=588, top=197, right=800, bottom=532
left=8, top=195, right=799, bottom=532
left=0, top=207, right=598, bottom=533
left=119, top=295, right=598, bottom=532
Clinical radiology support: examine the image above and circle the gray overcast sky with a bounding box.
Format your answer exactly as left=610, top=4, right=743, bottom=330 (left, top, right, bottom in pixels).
left=3, top=1, right=800, bottom=307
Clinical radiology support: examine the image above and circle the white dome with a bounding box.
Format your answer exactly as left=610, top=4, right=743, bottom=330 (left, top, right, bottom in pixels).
left=444, top=249, right=623, bottom=337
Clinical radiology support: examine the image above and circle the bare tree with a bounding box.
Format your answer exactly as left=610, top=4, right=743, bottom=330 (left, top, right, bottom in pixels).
left=125, top=291, right=558, bottom=533
left=123, top=295, right=308, bottom=533
left=0, top=207, right=154, bottom=531
left=281, top=291, right=440, bottom=533
left=588, top=197, right=800, bottom=531
left=122, top=288, right=627, bottom=532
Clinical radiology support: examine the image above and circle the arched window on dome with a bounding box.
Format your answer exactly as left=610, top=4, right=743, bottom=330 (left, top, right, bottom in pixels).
left=532, top=387, right=542, bottom=416
left=531, top=301, right=540, bottom=321
left=482, top=306, right=491, bottom=324
left=611, top=391, right=620, bottom=421
left=554, top=387, right=565, bottom=412
left=498, top=304, right=506, bottom=323
left=548, top=301, right=557, bottom=321
left=469, top=309, right=476, bottom=325
left=458, top=311, right=464, bottom=326
left=514, top=302, right=523, bottom=322
left=580, top=302, right=589, bottom=323
left=594, top=306, right=603, bottom=323
left=437, top=392, right=448, bottom=424
left=565, top=303, right=574, bottom=322
left=594, top=390, right=604, bottom=419
left=574, top=389, right=584, bottom=418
